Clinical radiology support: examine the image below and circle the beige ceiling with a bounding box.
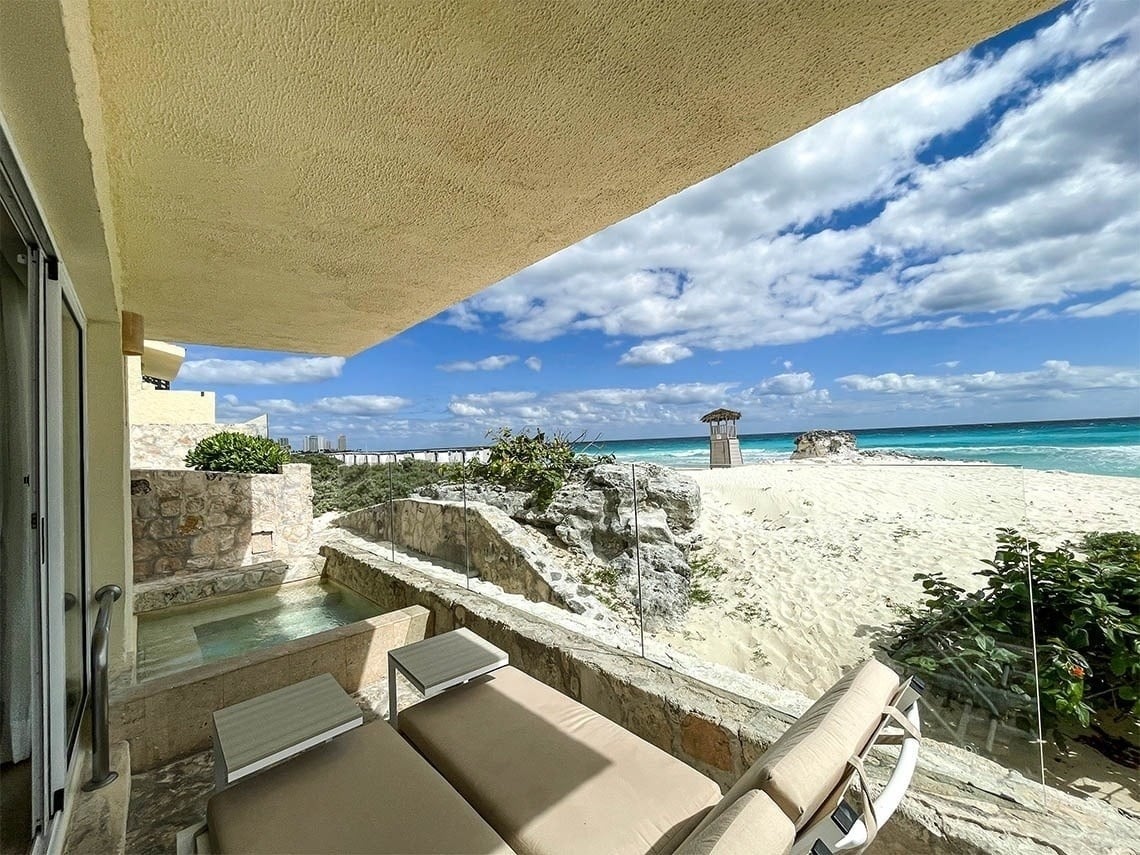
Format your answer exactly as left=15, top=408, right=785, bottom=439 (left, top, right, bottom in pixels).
left=72, top=0, right=1052, bottom=356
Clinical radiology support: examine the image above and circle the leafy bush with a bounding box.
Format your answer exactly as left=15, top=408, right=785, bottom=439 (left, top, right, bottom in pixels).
left=185, top=431, right=291, bottom=474
left=888, top=529, right=1139, bottom=755
left=456, top=427, right=614, bottom=509
left=291, top=453, right=449, bottom=514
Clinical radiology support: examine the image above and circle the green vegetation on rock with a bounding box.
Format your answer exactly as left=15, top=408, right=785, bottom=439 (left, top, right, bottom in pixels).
left=291, top=453, right=449, bottom=514
left=185, top=431, right=291, bottom=474
left=455, top=428, right=614, bottom=509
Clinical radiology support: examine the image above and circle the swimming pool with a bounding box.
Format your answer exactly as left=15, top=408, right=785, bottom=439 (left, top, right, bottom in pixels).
left=135, top=579, right=381, bottom=682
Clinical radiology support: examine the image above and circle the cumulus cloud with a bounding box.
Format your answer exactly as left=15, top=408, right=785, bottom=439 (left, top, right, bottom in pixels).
left=524, top=356, right=543, bottom=371
left=448, top=382, right=738, bottom=428
left=1064, top=288, right=1140, bottom=318
left=618, top=341, right=694, bottom=366
left=437, top=354, right=518, bottom=372
left=217, top=393, right=409, bottom=423
left=439, top=2, right=1139, bottom=357
left=838, top=361, right=1140, bottom=400
left=756, top=372, right=815, bottom=395
left=179, top=356, right=345, bottom=385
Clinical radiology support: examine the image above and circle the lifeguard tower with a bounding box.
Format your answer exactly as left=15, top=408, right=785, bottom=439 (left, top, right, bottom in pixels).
left=700, top=408, right=743, bottom=468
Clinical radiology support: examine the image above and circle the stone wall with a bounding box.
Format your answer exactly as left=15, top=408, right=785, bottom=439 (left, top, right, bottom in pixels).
left=321, top=533, right=1140, bottom=855
left=110, top=605, right=429, bottom=772
left=131, top=464, right=312, bottom=581
left=131, top=558, right=322, bottom=613
left=336, top=499, right=572, bottom=609
left=129, top=419, right=263, bottom=469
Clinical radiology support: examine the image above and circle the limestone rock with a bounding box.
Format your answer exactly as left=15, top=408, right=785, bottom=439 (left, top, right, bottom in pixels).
left=419, top=463, right=702, bottom=625
left=790, top=429, right=858, bottom=460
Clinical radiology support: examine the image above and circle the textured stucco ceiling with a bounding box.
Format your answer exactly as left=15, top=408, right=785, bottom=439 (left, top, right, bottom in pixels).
left=77, top=0, right=1053, bottom=356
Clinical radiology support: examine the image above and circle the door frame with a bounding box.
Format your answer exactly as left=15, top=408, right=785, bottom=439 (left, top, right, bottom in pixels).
left=2, top=124, right=91, bottom=855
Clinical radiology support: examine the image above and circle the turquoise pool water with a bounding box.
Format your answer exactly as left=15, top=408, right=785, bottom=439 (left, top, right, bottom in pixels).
left=136, top=579, right=381, bottom=682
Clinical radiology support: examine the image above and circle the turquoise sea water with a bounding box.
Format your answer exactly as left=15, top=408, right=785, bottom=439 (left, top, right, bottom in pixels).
left=579, top=417, right=1140, bottom=477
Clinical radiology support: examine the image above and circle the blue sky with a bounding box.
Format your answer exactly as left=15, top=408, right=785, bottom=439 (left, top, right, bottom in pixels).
left=179, top=0, right=1140, bottom=449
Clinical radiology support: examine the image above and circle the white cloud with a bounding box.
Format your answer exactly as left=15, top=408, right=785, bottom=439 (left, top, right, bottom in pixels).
left=936, top=361, right=961, bottom=369
left=310, top=395, right=409, bottom=415
left=618, top=341, right=694, bottom=366
left=179, top=356, right=345, bottom=385
left=756, top=372, right=815, bottom=395
left=217, top=393, right=409, bottom=424
left=1064, top=288, right=1140, bottom=318
left=782, top=360, right=794, bottom=370
left=439, top=2, right=1139, bottom=356
left=838, top=361, right=1140, bottom=400
left=524, top=356, right=543, bottom=371
left=437, top=354, right=518, bottom=372
left=448, top=382, right=738, bottom=429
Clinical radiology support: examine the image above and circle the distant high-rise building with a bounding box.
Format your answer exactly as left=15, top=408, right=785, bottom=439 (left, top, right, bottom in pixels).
left=321, top=437, right=332, bottom=451
left=277, top=437, right=291, bottom=449
left=305, top=434, right=320, bottom=452
left=337, top=434, right=347, bottom=451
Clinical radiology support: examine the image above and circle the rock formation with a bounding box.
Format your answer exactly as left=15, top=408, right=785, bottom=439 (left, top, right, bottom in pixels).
left=790, top=429, right=858, bottom=460
left=419, top=462, right=701, bottom=625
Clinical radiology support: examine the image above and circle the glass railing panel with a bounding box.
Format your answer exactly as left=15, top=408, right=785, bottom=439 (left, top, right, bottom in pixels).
left=1024, top=467, right=1139, bottom=815
left=633, top=460, right=1044, bottom=784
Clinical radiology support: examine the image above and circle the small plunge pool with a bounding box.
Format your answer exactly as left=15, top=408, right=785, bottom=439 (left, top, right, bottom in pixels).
left=136, top=579, right=381, bottom=682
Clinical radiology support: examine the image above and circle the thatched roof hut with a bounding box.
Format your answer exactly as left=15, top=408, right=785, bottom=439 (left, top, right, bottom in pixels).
left=700, top=408, right=741, bottom=423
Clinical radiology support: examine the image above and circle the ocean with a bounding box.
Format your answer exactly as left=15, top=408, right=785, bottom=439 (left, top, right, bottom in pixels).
left=579, top=417, right=1140, bottom=477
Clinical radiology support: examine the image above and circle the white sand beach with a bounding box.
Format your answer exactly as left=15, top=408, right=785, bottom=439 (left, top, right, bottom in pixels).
left=655, top=460, right=1140, bottom=808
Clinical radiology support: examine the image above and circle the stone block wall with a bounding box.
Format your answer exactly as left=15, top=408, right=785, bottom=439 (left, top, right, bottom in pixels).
left=131, top=464, right=312, bottom=581
left=336, top=498, right=569, bottom=608
left=129, top=419, right=263, bottom=469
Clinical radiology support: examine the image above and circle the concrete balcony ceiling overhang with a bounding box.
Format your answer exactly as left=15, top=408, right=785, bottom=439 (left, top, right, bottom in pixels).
left=49, top=1, right=1053, bottom=355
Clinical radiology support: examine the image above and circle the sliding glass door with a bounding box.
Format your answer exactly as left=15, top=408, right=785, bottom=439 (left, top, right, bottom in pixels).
left=1, top=141, right=89, bottom=854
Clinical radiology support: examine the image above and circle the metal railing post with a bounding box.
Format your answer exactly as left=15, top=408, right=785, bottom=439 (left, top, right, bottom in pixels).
left=84, top=584, right=123, bottom=791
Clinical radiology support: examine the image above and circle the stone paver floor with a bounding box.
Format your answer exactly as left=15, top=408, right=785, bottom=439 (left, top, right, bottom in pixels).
left=126, top=675, right=423, bottom=854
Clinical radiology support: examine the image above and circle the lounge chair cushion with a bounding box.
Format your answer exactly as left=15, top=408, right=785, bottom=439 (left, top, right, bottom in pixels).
left=206, top=721, right=512, bottom=854
left=399, top=665, right=722, bottom=855
left=673, top=790, right=794, bottom=855
left=696, top=659, right=898, bottom=833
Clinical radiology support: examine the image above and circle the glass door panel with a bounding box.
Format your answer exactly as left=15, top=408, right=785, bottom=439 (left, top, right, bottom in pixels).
left=0, top=189, right=42, bottom=855
left=60, top=300, right=85, bottom=752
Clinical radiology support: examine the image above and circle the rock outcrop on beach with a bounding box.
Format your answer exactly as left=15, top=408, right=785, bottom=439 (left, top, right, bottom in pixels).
left=419, top=462, right=701, bottom=625
left=790, top=429, right=858, bottom=460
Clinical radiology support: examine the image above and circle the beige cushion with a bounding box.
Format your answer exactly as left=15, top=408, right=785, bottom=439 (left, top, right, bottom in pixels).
left=207, top=721, right=513, bottom=854
left=696, top=660, right=898, bottom=834
left=400, top=666, right=722, bottom=855
left=673, top=791, right=794, bottom=855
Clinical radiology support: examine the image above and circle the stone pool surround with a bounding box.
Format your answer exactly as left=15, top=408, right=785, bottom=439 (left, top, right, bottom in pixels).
left=131, top=557, right=322, bottom=613
left=130, top=464, right=313, bottom=581
left=321, top=532, right=1140, bottom=855
left=110, top=604, right=428, bottom=772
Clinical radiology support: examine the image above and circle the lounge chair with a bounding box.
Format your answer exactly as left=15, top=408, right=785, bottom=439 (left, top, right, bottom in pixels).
left=205, top=658, right=922, bottom=854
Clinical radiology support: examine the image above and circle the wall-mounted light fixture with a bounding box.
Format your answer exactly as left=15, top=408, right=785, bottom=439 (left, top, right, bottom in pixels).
left=121, top=311, right=144, bottom=355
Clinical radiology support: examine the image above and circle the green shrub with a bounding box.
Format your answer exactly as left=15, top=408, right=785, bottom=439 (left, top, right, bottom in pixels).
left=290, top=453, right=449, bottom=514
left=455, top=427, right=614, bottom=509
left=185, top=431, right=291, bottom=474
left=888, top=529, right=1139, bottom=756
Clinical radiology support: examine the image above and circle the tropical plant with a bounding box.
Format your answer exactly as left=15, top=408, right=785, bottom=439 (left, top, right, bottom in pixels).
left=887, top=529, right=1139, bottom=758
left=456, top=427, right=614, bottom=509
left=291, top=453, right=450, bottom=514
left=185, top=431, right=292, bottom=474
